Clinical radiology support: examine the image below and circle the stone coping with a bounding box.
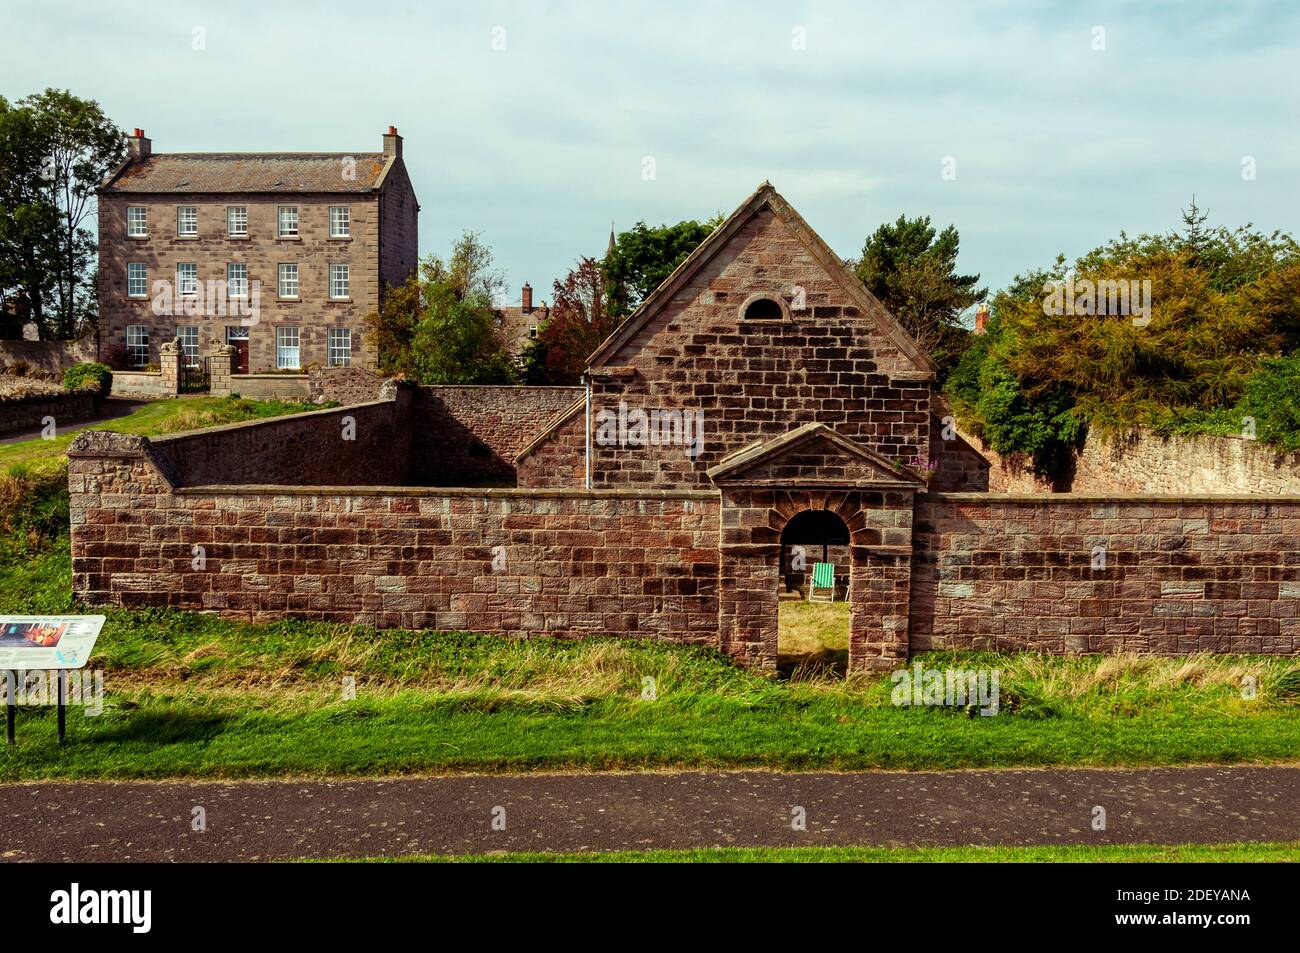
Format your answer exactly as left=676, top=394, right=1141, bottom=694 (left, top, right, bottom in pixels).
left=923, top=492, right=1300, bottom=504
left=147, top=398, right=392, bottom=446
left=418, top=383, right=585, bottom=392
left=175, top=484, right=720, bottom=500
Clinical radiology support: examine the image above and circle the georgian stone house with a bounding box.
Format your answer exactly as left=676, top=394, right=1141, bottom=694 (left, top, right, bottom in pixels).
left=69, top=184, right=1299, bottom=671
left=96, top=127, right=418, bottom=374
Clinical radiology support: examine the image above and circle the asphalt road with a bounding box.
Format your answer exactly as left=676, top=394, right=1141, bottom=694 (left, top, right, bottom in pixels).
left=1, top=766, right=1296, bottom=861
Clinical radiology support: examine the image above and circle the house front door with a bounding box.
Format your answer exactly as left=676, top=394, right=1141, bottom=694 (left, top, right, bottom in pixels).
left=226, top=327, right=250, bottom=374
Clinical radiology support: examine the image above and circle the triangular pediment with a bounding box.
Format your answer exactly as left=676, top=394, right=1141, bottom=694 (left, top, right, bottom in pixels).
left=587, top=181, right=937, bottom=375
left=706, top=423, right=925, bottom=488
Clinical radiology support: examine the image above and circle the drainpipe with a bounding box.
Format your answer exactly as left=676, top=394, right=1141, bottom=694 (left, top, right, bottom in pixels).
left=583, top=373, right=592, bottom=489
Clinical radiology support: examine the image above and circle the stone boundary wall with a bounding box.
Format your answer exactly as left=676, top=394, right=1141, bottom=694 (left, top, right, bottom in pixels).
left=0, top=389, right=96, bottom=435
left=409, top=385, right=584, bottom=485
left=1072, top=430, right=1300, bottom=495
left=67, top=444, right=720, bottom=637
left=911, top=493, right=1300, bottom=656
left=308, top=365, right=385, bottom=405
left=225, top=374, right=312, bottom=402
left=0, top=336, right=97, bottom=374
left=959, top=425, right=1300, bottom=495
left=109, top=371, right=171, bottom=399
left=145, top=396, right=411, bottom=487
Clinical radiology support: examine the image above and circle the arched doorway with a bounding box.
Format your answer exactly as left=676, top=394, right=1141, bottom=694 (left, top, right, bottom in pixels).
left=777, top=509, right=852, bottom=675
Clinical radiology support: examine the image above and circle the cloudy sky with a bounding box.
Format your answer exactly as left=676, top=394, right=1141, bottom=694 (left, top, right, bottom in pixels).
left=5, top=0, right=1299, bottom=311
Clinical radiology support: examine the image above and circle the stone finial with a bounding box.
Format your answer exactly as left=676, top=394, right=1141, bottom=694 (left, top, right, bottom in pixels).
left=68, top=430, right=149, bottom=458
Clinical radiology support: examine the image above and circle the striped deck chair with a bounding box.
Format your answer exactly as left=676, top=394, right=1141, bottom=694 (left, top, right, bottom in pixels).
left=808, top=562, right=836, bottom=602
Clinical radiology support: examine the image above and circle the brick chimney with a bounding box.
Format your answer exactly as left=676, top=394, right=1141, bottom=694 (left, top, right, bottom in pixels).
left=126, top=128, right=151, bottom=160
left=522, top=282, right=533, bottom=313
left=382, top=125, right=402, bottom=159
left=974, top=303, right=989, bottom=335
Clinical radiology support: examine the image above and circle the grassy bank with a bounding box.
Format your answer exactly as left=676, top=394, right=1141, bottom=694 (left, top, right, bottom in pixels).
left=0, top=395, right=324, bottom=476
left=0, top=564, right=1295, bottom=779
left=338, top=842, right=1300, bottom=863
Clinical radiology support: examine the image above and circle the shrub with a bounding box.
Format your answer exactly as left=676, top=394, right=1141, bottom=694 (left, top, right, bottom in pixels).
left=63, top=361, right=112, bottom=398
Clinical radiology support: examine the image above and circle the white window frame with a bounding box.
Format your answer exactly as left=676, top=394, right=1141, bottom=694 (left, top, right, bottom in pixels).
left=329, top=206, right=350, bottom=238
left=278, top=263, right=299, bottom=299
left=329, top=263, right=349, bottom=300
left=176, top=262, right=198, bottom=297
left=327, top=328, right=352, bottom=367
left=177, top=206, right=198, bottom=237
left=175, top=326, right=200, bottom=367
left=127, top=206, right=148, bottom=238
left=227, top=206, right=248, bottom=238
left=127, top=263, right=147, bottom=298
left=227, top=262, right=248, bottom=299
left=277, top=206, right=299, bottom=238
left=125, top=326, right=149, bottom=368
left=276, top=327, right=301, bottom=370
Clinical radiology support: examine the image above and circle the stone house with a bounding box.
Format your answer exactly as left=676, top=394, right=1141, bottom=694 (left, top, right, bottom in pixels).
left=68, top=184, right=1300, bottom=671
left=96, top=127, right=419, bottom=375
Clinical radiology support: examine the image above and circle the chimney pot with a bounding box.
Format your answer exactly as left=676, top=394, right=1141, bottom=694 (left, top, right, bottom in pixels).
left=382, top=126, right=402, bottom=158
left=126, top=128, right=152, bottom=160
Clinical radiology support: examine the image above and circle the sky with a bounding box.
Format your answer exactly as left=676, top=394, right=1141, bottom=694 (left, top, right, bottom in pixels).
left=4, top=0, right=1299, bottom=311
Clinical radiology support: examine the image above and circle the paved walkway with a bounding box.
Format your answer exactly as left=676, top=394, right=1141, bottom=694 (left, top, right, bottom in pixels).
left=0, top=398, right=147, bottom=446
left=0, top=766, right=1295, bottom=861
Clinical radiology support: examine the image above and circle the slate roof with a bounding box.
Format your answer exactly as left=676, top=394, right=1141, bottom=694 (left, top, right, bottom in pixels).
left=101, top=153, right=391, bottom=193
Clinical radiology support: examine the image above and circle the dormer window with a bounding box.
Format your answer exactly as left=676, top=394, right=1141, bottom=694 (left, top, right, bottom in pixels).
left=739, top=293, right=788, bottom=321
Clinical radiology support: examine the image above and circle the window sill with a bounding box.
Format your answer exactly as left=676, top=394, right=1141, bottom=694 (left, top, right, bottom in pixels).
left=227, top=235, right=250, bottom=241
left=276, top=235, right=301, bottom=242
left=277, top=296, right=301, bottom=302
left=327, top=297, right=352, bottom=304
left=328, top=236, right=352, bottom=242
left=128, top=234, right=149, bottom=240
left=176, top=234, right=199, bottom=240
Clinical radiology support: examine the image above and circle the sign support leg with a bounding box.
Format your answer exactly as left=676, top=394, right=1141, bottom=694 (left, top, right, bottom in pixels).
left=5, top=670, right=14, bottom=746
left=57, top=669, right=66, bottom=745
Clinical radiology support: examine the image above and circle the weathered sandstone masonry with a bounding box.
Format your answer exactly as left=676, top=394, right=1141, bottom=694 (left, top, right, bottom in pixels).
left=67, top=399, right=1300, bottom=668
left=911, top=494, right=1300, bottom=655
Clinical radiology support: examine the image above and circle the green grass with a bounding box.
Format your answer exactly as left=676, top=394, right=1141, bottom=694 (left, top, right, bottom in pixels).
left=0, top=541, right=1296, bottom=780
left=327, top=842, right=1300, bottom=863
left=0, top=395, right=324, bottom=476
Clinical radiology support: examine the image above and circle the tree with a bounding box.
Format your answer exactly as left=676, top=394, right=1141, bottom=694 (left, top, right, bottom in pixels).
left=21, top=90, right=123, bottom=339
left=948, top=208, right=1300, bottom=474
left=0, top=96, right=60, bottom=335
left=603, top=217, right=720, bottom=317
left=520, top=257, right=615, bottom=385
left=855, top=215, right=985, bottom=375
left=363, top=231, right=516, bottom=384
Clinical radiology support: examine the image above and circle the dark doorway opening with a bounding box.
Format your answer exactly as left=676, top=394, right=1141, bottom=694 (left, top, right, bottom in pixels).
left=777, top=509, right=851, bottom=677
